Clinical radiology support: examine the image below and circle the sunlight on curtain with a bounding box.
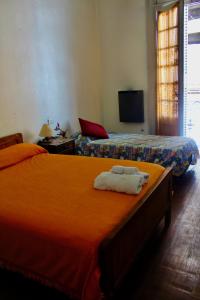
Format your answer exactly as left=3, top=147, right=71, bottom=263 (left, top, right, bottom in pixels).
left=157, top=5, right=179, bottom=135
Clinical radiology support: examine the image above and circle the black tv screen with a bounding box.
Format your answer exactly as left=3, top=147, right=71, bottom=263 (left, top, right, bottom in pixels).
left=118, top=90, right=144, bottom=123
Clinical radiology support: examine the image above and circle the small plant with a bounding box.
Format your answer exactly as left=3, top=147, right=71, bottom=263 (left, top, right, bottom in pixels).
left=54, top=122, right=66, bottom=137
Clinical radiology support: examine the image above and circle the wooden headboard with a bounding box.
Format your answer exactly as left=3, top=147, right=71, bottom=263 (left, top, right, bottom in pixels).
left=0, top=133, right=23, bottom=150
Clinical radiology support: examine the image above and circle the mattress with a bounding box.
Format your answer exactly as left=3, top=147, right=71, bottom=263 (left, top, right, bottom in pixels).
left=75, top=133, right=199, bottom=176
left=0, top=143, right=165, bottom=300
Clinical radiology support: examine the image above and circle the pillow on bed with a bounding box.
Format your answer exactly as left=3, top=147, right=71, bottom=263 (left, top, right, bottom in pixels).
left=0, top=143, right=47, bottom=170
left=78, top=118, right=109, bottom=139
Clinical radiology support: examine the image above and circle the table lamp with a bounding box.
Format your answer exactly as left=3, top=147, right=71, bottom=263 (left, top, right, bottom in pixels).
left=39, top=123, right=54, bottom=142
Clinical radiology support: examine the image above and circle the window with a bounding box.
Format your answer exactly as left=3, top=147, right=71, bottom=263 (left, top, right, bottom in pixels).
left=157, top=5, right=179, bottom=135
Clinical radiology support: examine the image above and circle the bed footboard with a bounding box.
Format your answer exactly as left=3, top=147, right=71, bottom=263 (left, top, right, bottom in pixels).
left=99, top=168, right=172, bottom=299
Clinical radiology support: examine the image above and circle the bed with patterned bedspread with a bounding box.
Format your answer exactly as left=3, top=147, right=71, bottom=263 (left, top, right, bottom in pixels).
left=75, top=133, right=199, bottom=176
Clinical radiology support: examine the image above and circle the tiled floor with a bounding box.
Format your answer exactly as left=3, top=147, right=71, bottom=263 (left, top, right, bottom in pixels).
left=0, top=162, right=200, bottom=300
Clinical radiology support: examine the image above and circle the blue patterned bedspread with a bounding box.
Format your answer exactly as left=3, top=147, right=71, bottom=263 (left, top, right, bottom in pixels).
left=75, top=133, right=199, bottom=176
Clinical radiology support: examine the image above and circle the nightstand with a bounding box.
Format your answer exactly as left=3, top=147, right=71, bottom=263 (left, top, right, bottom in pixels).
left=38, top=137, right=75, bottom=155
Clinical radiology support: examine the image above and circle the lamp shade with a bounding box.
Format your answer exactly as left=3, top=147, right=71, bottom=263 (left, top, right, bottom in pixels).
left=39, top=124, right=53, bottom=138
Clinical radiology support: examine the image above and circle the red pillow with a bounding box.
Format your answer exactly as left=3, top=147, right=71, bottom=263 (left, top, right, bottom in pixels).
left=78, top=118, right=109, bottom=139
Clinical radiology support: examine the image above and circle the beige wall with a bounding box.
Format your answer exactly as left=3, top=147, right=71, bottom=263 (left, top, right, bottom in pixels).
left=97, top=0, right=155, bottom=134
left=0, top=0, right=156, bottom=141
left=0, top=0, right=101, bottom=141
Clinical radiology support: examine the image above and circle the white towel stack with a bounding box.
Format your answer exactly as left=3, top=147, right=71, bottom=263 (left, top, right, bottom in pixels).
left=94, top=165, right=150, bottom=195
left=111, top=165, right=139, bottom=175
left=94, top=172, right=143, bottom=195
left=111, top=165, right=150, bottom=185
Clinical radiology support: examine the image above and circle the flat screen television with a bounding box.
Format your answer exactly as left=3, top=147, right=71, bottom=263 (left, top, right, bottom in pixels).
left=118, top=90, right=144, bottom=123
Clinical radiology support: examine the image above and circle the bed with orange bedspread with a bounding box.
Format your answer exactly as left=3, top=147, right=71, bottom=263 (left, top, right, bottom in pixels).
left=0, top=133, right=172, bottom=300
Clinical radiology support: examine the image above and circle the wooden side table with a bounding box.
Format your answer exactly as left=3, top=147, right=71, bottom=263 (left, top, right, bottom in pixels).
left=38, top=137, right=75, bottom=155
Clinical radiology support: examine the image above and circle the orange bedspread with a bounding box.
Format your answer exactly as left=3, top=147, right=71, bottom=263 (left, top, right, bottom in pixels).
left=0, top=145, right=165, bottom=300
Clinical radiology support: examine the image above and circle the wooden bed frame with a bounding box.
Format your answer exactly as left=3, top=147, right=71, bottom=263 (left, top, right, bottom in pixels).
left=0, top=133, right=172, bottom=300
left=0, top=133, right=23, bottom=149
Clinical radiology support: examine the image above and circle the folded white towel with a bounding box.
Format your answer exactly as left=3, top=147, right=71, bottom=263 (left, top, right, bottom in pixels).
left=94, top=172, right=143, bottom=195
left=111, top=165, right=150, bottom=184
left=111, top=165, right=139, bottom=175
